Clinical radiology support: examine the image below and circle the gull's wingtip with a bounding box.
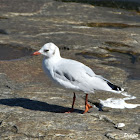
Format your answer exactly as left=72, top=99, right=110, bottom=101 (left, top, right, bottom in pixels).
left=107, top=81, right=124, bottom=93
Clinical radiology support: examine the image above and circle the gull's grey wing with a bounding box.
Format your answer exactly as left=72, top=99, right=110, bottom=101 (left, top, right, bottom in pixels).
left=82, top=63, right=95, bottom=77
left=53, top=58, right=115, bottom=93
left=53, top=59, right=96, bottom=92
left=52, top=58, right=122, bottom=94
left=54, top=59, right=95, bottom=81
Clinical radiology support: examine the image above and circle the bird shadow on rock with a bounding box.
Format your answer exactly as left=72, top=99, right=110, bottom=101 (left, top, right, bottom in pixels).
left=0, top=98, right=83, bottom=113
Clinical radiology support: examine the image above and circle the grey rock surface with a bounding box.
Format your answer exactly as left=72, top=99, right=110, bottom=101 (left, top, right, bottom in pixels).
left=0, top=0, right=140, bottom=139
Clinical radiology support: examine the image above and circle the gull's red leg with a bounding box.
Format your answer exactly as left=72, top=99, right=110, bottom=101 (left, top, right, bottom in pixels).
left=83, top=94, right=92, bottom=114
left=65, top=92, right=76, bottom=113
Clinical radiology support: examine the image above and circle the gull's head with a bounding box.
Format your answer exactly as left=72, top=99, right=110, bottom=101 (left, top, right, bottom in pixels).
left=32, top=43, right=60, bottom=58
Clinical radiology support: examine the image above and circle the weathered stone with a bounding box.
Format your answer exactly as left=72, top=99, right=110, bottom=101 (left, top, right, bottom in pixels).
left=0, top=0, right=139, bottom=139
left=105, top=131, right=139, bottom=140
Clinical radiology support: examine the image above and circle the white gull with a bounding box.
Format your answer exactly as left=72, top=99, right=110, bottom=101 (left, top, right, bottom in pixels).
left=33, top=43, right=124, bottom=113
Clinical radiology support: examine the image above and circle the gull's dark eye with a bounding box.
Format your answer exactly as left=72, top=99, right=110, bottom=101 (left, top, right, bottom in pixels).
left=44, top=49, right=49, bottom=52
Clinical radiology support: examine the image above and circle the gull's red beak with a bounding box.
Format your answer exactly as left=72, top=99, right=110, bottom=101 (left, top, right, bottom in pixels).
left=32, top=51, right=41, bottom=56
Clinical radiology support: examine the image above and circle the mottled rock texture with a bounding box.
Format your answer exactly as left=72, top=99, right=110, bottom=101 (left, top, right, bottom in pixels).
left=0, top=0, right=140, bottom=139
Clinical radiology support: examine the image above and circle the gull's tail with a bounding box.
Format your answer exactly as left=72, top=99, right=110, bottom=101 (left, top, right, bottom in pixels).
left=95, top=75, right=124, bottom=93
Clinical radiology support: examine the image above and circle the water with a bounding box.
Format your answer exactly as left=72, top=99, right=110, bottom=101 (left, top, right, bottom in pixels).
left=100, top=91, right=140, bottom=109
left=56, top=0, right=140, bottom=11
left=76, top=51, right=140, bottom=80
left=83, top=23, right=140, bottom=29
left=0, top=44, right=34, bottom=61
left=109, top=52, right=140, bottom=80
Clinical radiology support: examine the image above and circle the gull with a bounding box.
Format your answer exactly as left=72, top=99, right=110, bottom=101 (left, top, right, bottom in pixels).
left=32, top=43, right=124, bottom=113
